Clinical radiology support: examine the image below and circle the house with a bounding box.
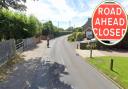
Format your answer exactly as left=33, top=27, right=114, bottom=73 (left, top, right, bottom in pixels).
left=83, top=18, right=94, bottom=40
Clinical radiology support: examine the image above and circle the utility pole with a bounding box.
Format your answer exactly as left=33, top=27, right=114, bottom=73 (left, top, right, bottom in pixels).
left=58, top=21, right=59, bottom=28
left=69, top=21, right=71, bottom=27
left=74, top=24, right=75, bottom=28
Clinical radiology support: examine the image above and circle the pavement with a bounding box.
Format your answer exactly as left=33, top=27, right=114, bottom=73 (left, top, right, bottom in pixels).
left=22, top=40, right=48, bottom=61
left=76, top=49, right=105, bottom=58
left=0, top=36, right=119, bottom=89
left=76, top=49, right=128, bottom=58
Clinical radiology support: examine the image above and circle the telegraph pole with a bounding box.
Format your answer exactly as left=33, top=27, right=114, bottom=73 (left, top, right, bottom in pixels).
left=58, top=21, right=59, bottom=28
left=69, top=21, right=71, bottom=27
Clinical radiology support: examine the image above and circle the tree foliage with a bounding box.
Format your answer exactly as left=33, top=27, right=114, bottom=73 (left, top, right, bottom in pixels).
left=0, top=8, right=70, bottom=41
left=42, top=21, right=70, bottom=38
left=42, top=21, right=53, bottom=36
left=74, top=27, right=83, bottom=32
left=68, top=32, right=84, bottom=42
left=0, top=8, right=42, bottom=40
left=66, top=27, right=83, bottom=32
left=67, top=27, right=84, bottom=42
left=0, top=0, right=27, bottom=11
left=66, top=27, right=74, bottom=32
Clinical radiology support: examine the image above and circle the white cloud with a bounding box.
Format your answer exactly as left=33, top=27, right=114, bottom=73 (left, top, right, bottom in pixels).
left=26, top=0, right=86, bottom=28
left=121, top=1, right=128, bottom=13
left=26, top=1, right=76, bottom=20
left=26, top=0, right=52, bottom=19
left=26, top=0, right=128, bottom=29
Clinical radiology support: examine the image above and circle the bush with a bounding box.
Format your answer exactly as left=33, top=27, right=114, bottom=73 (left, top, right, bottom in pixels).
left=68, top=35, right=75, bottom=42
left=0, top=8, right=42, bottom=41
left=68, top=32, right=84, bottom=42
left=76, top=32, right=84, bottom=41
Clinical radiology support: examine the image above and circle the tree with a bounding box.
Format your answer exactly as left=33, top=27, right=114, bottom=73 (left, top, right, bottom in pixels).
left=66, top=27, right=74, bottom=32
left=0, top=8, right=43, bottom=40
left=42, top=21, right=54, bottom=36
left=0, top=0, right=27, bottom=11
left=74, top=27, right=83, bottom=32
left=42, top=21, right=70, bottom=38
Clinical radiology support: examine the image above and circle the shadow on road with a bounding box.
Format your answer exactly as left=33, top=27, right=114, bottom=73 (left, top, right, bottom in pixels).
left=0, top=57, right=73, bottom=89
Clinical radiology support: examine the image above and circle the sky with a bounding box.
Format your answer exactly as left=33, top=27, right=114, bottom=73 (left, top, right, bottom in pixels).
left=26, top=0, right=128, bottom=29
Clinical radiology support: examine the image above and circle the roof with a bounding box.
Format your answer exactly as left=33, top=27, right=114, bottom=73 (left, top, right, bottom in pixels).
left=83, top=18, right=92, bottom=31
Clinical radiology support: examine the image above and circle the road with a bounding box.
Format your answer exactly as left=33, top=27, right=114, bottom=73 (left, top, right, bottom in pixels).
left=0, top=36, right=119, bottom=89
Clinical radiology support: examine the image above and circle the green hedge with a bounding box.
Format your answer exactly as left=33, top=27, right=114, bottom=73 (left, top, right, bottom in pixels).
left=0, top=8, right=42, bottom=41
left=68, top=32, right=84, bottom=42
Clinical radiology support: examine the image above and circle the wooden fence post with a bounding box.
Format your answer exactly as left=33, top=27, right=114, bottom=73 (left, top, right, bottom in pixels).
left=110, top=59, right=114, bottom=71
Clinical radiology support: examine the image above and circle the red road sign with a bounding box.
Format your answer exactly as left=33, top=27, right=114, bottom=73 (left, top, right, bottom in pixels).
left=92, top=1, right=127, bottom=45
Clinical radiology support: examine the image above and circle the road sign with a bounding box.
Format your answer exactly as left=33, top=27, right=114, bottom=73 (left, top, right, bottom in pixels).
left=92, top=1, right=127, bottom=45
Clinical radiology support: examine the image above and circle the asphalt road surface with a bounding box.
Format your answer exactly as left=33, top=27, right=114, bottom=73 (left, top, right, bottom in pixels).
left=0, top=36, right=119, bottom=89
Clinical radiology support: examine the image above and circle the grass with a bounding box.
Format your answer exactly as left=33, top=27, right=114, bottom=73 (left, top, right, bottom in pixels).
left=0, top=54, right=24, bottom=81
left=88, top=56, right=128, bottom=89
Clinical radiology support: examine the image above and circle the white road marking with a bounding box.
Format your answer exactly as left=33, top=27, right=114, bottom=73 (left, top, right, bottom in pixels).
left=60, top=56, right=65, bottom=65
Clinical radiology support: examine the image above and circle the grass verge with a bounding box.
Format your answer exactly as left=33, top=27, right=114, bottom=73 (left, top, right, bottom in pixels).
left=0, top=54, right=24, bottom=82
left=88, top=56, right=128, bottom=89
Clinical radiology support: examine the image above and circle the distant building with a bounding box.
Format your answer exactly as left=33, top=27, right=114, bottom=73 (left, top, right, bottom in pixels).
left=83, top=18, right=94, bottom=40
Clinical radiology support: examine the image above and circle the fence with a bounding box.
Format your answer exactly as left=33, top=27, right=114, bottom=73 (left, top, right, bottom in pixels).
left=0, top=37, right=38, bottom=66
left=16, top=40, right=24, bottom=53
left=23, top=37, right=36, bottom=51
left=16, top=37, right=37, bottom=53
left=0, top=39, right=16, bottom=65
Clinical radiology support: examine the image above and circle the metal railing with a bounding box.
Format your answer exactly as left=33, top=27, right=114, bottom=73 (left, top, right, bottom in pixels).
left=16, top=41, right=24, bottom=53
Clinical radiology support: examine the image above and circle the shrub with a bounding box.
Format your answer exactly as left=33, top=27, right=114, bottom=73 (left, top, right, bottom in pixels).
left=0, top=8, right=42, bottom=41
left=68, top=35, right=75, bottom=42
left=68, top=32, right=84, bottom=42
left=76, top=32, right=84, bottom=41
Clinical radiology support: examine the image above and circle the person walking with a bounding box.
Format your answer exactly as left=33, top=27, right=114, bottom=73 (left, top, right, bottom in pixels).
left=47, top=37, right=50, bottom=48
